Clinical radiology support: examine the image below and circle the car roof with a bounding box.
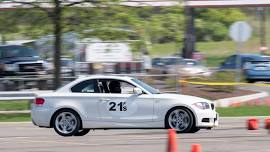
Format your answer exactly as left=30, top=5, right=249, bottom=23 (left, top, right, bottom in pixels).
left=182, top=58, right=196, bottom=61
left=238, top=54, right=262, bottom=57
left=77, top=75, right=133, bottom=81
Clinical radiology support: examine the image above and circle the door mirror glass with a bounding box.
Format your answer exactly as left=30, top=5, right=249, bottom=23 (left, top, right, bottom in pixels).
left=133, top=87, right=143, bottom=95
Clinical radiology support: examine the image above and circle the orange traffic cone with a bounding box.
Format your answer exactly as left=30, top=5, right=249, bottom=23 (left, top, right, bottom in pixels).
left=264, top=118, right=270, bottom=130
left=247, top=118, right=259, bottom=130
left=167, top=129, right=178, bottom=152
left=191, top=144, right=202, bottom=152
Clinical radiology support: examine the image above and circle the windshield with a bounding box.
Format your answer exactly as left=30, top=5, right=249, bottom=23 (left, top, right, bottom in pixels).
left=61, top=59, right=73, bottom=67
left=0, top=45, right=38, bottom=59
left=163, top=58, right=181, bottom=65
left=132, top=78, right=160, bottom=94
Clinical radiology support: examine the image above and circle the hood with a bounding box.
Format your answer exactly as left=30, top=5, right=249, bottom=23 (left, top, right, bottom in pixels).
left=154, top=93, right=212, bottom=104
left=0, top=56, right=40, bottom=64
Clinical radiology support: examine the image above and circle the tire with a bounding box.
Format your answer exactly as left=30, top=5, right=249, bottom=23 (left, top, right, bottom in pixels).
left=247, top=79, right=255, bottom=83
left=74, top=129, right=90, bottom=136
left=190, top=126, right=200, bottom=133
left=52, top=109, right=81, bottom=137
left=165, top=107, right=194, bottom=133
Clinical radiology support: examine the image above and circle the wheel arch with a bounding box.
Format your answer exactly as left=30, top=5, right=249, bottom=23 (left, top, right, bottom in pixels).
left=50, top=107, right=83, bottom=129
left=164, top=105, right=197, bottom=129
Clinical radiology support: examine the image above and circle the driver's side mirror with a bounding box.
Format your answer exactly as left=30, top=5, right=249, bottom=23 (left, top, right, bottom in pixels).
left=133, top=87, right=143, bottom=95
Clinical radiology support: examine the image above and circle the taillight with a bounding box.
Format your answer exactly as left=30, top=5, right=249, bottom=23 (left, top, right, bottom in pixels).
left=35, top=98, right=45, bottom=105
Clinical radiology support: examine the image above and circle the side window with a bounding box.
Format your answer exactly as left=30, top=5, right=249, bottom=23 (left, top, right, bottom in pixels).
left=71, top=79, right=99, bottom=93
left=99, top=79, right=136, bottom=94
left=120, top=81, right=136, bottom=94
left=225, top=56, right=236, bottom=65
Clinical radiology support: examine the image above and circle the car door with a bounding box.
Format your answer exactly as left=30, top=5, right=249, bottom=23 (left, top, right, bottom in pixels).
left=98, top=79, right=154, bottom=123
left=221, top=55, right=237, bottom=69
left=70, top=79, right=102, bottom=121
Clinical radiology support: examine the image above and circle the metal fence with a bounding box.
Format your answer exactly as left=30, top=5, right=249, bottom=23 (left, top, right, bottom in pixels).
left=0, top=73, right=180, bottom=92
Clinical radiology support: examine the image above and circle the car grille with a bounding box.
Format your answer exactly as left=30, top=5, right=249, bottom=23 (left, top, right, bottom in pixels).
left=19, top=63, right=43, bottom=72
left=211, top=103, right=215, bottom=110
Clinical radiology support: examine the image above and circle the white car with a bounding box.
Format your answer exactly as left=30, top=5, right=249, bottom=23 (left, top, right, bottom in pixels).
left=31, top=75, right=218, bottom=136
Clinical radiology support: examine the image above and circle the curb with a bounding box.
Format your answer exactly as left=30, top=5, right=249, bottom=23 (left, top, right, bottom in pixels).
left=0, top=110, right=30, bottom=114
left=214, top=91, right=269, bottom=107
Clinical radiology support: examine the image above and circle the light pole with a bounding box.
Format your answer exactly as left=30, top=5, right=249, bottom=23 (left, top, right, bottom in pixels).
left=182, top=0, right=196, bottom=58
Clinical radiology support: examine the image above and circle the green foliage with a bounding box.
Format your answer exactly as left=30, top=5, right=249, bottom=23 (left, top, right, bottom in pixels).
left=0, top=4, right=246, bottom=46
left=195, top=8, right=246, bottom=41
left=187, top=71, right=237, bottom=93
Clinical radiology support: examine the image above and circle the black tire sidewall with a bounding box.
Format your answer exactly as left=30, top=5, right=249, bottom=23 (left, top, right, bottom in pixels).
left=74, top=129, right=90, bottom=136
left=53, top=109, right=81, bottom=137
left=165, top=107, right=194, bottom=133
left=190, top=126, right=200, bottom=133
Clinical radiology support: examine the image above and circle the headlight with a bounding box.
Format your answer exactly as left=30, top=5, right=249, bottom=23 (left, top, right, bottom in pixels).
left=193, top=102, right=210, bottom=110
left=4, top=64, right=18, bottom=71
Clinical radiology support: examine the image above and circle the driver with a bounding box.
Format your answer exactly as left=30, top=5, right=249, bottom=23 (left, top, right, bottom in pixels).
left=109, top=81, right=121, bottom=93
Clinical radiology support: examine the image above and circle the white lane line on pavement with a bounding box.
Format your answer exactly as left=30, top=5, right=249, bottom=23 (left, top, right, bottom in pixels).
left=0, top=122, right=32, bottom=124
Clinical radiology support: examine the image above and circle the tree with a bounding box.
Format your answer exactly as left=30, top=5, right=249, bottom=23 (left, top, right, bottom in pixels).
left=9, top=0, right=104, bottom=90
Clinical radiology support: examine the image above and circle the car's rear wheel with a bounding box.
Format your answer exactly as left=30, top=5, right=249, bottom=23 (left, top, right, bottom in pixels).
left=165, top=107, right=194, bottom=133
left=74, top=129, right=90, bottom=136
left=53, top=109, right=81, bottom=137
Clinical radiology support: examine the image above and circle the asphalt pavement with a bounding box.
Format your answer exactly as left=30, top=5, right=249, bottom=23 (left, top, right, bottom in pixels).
left=0, top=117, right=270, bottom=152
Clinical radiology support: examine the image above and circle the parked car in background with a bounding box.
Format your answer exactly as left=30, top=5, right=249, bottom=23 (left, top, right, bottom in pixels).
left=219, top=54, right=266, bottom=70
left=244, top=60, right=270, bottom=83
left=0, top=45, right=47, bottom=76
left=167, top=59, right=211, bottom=77
left=47, top=57, right=75, bottom=77
left=152, top=57, right=210, bottom=77
left=151, top=56, right=182, bottom=74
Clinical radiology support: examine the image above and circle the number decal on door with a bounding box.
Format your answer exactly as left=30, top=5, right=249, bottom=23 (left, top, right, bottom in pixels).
left=109, top=102, right=116, bottom=111
left=109, top=102, right=127, bottom=111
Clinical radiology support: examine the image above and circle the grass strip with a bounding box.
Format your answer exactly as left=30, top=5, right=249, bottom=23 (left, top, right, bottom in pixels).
left=0, top=100, right=29, bottom=111
left=217, top=106, right=270, bottom=117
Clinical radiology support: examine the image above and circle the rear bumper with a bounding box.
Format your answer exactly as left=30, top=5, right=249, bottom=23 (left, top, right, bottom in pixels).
left=31, top=106, right=53, bottom=127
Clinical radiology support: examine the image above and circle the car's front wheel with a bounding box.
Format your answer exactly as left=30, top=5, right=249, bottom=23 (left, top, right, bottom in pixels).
left=247, top=79, right=256, bottom=83
left=165, top=107, right=194, bottom=133
left=53, top=109, right=81, bottom=136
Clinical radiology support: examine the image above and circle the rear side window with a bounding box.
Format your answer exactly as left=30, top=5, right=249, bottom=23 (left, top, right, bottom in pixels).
left=71, top=79, right=100, bottom=93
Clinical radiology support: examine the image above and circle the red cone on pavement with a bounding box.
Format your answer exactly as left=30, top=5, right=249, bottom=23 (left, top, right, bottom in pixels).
left=264, top=118, right=270, bottom=130
left=191, top=144, right=202, bottom=152
left=247, top=118, right=259, bottom=130
left=167, top=129, right=178, bottom=152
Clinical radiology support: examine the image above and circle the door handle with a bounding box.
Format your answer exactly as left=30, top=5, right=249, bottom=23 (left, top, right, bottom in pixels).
left=100, top=98, right=110, bottom=102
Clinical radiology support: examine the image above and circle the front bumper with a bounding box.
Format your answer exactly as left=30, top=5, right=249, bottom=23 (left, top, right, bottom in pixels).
left=195, top=110, right=219, bottom=128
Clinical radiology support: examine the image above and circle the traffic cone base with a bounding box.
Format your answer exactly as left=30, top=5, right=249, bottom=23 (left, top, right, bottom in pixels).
left=191, top=144, right=202, bottom=152
left=264, top=118, right=270, bottom=130
left=247, top=118, right=259, bottom=130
